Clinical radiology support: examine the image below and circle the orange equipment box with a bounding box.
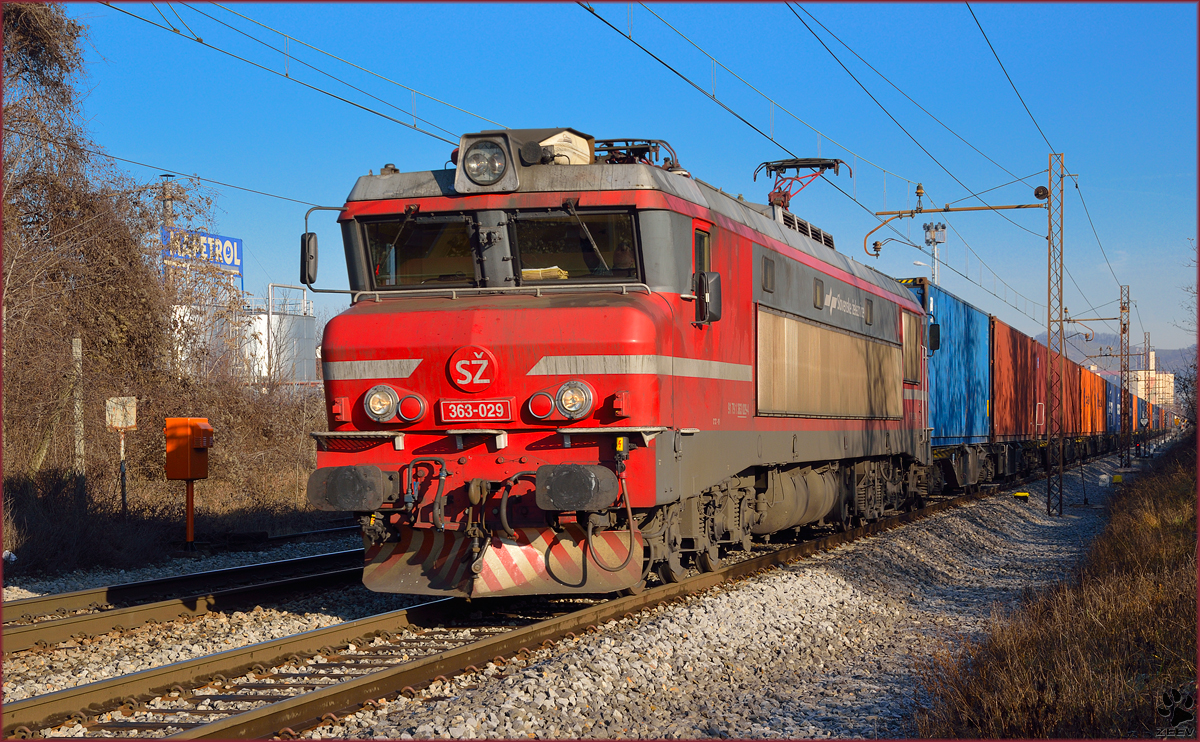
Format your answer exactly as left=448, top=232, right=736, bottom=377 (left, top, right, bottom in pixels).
left=164, top=417, right=214, bottom=480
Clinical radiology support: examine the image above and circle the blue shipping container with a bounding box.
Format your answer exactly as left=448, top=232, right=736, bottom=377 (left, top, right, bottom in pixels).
left=1105, top=379, right=1120, bottom=434
left=900, top=278, right=990, bottom=447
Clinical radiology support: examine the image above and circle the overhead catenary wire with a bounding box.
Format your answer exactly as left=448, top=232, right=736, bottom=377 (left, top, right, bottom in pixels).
left=209, top=2, right=505, bottom=129
left=826, top=175, right=1044, bottom=325
left=149, top=2, right=176, bottom=30
left=176, top=2, right=460, bottom=139
left=1134, top=302, right=1147, bottom=336
left=578, top=2, right=793, bottom=159
left=937, top=215, right=1045, bottom=319
left=919, top=185, right=1044, bottom=322
left=100, top=3, right=459, bottom=146
left=965, top=2, right=1055, bottom=153
left=630, top=2, right=915, bottom=184
left=165, top=2, right=202, bottom=42
left=792, top=2, right=1127, bottom=335
left=785, top=3, right=1043, bottom=241
left=793, top=4, right=1041, bottom=189
left=789, top=6, right=1129, bottom=336
left=584, top=2, right=1045, bottom=326
left=965, top=4, right=1127, bottom=298
left=1063, top=264, right=1119, bottom=335
left=946, top=169, right=1047, bottom=206
left=1069, top=176, right=1123, bottom=288
left=3, top=126, right=321, bottom=206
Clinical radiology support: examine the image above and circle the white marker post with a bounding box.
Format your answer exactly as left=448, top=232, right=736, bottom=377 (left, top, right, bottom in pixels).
left=106, top=397, right=137, bottom=518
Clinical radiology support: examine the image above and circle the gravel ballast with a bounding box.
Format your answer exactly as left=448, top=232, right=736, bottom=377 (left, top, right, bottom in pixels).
left=5, top=444, right=1174, bottom=737
left=336, top=454, right=1141, bottom=740
left=3, top=581, right=429, bottom=704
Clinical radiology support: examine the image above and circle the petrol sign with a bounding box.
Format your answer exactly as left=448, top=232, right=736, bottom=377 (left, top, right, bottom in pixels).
left=161, top=227, right=243, bottom=276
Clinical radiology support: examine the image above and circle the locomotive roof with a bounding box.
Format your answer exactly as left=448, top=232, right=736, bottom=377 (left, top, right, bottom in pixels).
left=346, top=161, right=917, bottom=307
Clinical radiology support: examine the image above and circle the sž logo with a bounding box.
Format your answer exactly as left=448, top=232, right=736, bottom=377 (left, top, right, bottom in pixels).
left=447, top=345, right=498, bottom=393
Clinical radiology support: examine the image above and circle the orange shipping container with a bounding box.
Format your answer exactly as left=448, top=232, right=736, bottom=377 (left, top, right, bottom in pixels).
left=1064, top=359, right=1082, bottom=436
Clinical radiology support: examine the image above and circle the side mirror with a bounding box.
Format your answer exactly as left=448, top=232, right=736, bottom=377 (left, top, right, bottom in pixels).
left=695, top=271, right=722, bottom=324
left=300, top=232, right=318, bottom=285
left=928, top=323, right=941, bottom=352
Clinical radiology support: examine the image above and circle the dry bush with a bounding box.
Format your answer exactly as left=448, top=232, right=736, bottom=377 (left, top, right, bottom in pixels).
left=917, top=435, right=1198, bottom=737
left=2, top=4, right=337, bottom=576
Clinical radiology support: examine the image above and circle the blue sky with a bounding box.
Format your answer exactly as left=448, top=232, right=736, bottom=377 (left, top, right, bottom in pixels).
left=70, top=2, right=1197, bottom=352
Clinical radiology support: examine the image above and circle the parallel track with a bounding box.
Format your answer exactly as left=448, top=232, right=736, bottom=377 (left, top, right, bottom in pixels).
left=4, top=486, right=1001, bottom=739
left=3, top=550, right=365, bottom=655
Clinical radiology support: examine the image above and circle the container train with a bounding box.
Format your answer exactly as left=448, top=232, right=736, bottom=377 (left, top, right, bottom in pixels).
left=302, top=127, right=1168, bottom=599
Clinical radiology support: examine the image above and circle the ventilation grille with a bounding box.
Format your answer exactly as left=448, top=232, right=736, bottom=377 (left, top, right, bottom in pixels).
left=779, top=208, right=834, bottom=250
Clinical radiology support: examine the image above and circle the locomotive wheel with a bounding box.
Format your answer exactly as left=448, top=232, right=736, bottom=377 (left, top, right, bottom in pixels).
left=656, top=553, right=689, bottom=583
left=697, top=546, right=722, bottom=573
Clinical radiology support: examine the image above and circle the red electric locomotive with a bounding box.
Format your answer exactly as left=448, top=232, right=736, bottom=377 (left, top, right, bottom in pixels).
left=303, top=128, right=934, bottom=598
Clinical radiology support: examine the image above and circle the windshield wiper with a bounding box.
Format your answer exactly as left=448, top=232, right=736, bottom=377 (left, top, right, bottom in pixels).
left=562, top=198, right=610, bottom=274
left=387, top=204, right=420, bottom=250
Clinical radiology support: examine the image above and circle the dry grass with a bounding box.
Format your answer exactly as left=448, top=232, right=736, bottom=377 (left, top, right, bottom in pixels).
left=917, top=435, right=1198, bottom=738
left=2, top=385, right=340, bottom=576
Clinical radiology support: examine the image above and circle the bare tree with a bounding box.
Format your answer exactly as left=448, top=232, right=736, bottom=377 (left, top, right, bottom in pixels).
left=1170, top=240, right=1197, bottom=423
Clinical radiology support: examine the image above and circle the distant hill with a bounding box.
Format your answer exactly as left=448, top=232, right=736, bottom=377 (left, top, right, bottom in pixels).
left=1033, top=332, right=1195, bottom=374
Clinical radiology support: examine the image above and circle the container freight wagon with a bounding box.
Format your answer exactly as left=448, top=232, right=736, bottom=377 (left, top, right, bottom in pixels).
left=987, top=316, right=1051, bottom=476
left=903, top=280, right=1136, bottom=486
left=989, top=317, right=1045, bottom=442
left=1081, top=369, right=1102, bottom=436
left=899, top=278, right=989, bottom=489
left=1105, top=379, right=1120, bottom=434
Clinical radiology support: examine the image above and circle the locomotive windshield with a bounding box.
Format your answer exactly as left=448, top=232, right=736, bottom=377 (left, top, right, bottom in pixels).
left=358, top=209, right=640, bottom=290
left=511, top=211, right=638, bottom=283
left=363, top=216, right=475, bottom=289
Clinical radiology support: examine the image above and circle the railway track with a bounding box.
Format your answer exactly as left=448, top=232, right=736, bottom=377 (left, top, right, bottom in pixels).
left=214, top=524, right=360, bottom=550
left=3, top=550, right=365, bottom=655
left=4, top=486, right=999, bottom=739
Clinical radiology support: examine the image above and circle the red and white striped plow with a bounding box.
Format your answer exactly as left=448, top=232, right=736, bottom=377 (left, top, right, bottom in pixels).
left=363, top=525, right=644, bottom=597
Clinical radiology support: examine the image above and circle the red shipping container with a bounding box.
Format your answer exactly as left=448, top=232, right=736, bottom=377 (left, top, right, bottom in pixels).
left=990, top=317, right=1046, bottom=441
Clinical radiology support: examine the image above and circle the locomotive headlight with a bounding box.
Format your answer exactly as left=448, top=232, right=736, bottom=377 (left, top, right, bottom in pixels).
left=556, top=381, right=594, bottom=420
left=463, top=141, right=507, bottom=185
left=364, top=385, right=400, bottom=422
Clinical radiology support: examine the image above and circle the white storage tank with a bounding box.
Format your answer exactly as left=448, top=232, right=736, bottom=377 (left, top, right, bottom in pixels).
left=241, top=285, right=318, bottom=383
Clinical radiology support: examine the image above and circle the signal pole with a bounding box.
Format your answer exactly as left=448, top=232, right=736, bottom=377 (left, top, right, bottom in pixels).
left=1045, top=153, right=1065, bottom=517
left=923, top=221, right=946, bottom=286
left=1144, top=332, right=1151, bottom=376
left=1143, top=331, right=1152, bottom=450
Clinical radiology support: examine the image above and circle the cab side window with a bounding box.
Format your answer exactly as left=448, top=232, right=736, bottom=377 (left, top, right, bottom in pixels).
left=693, top=228, right=711, bottom=290
left=902, top=312, right=921, bottom=383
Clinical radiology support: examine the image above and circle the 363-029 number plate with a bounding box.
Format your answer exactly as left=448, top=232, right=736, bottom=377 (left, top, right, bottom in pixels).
left=438, top=398, right=515, bottom=423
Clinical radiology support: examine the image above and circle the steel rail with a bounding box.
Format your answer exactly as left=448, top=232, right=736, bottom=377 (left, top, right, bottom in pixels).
left=218, top=524, right=360, bottom=547
left=4, top=549, right=364, bottom=620
left=0, top=485, right=993, bottom=739
left=4, top=568, right=361, bottom=654
left=10, top=451, right=1134, bottom=741
left=2, top=599, right=451, bottom=737
left=172, top=491, right=997, bottom=740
